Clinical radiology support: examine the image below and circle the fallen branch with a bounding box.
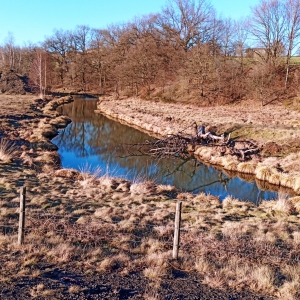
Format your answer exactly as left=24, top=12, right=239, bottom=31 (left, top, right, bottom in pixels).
left=126, top=123, right=259, bottom=160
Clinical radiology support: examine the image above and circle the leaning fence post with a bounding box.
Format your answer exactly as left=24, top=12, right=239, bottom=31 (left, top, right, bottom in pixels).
left=18, top=186, right=26, bottom=245
left=173, top=201, right=182, bottom=260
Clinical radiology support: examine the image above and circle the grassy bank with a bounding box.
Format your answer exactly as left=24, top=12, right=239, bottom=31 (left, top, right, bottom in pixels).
left=0, top=94, right=300, bottom=298
left=97, top=97, right=300, bottom=195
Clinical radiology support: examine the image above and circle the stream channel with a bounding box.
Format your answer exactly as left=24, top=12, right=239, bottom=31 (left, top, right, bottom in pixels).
left=52, top=96, right=279, bottom=204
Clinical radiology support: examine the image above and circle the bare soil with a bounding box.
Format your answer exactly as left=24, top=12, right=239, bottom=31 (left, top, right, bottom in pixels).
left=1, top=270, right=274, bottom=299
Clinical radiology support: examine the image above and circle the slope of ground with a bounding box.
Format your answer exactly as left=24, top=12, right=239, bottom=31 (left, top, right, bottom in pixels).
left=0, top=69, right=28, bottom=94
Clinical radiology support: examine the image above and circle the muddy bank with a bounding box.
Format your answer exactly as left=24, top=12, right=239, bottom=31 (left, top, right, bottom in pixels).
left=97, top=97, right=300, bottom=195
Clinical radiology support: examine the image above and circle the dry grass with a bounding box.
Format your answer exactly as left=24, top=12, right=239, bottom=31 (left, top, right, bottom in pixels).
left=273, top=195, right=296, bottom=215
left=130, top=181, right=157, bottom=195
left=250, top=265, right=275, bottom=293
left=255, top=164, right=273, bottom=181
left=237, top=162, right=256, bottom=174
left=78, top=164, right=102, bottom=187
left=0, top=139, right=17, bottom=162
left=1, top=95, right=300, bottom=298
left=97, top=97, right=300, bottom=144
left=0, top=169, right=300, bottom=298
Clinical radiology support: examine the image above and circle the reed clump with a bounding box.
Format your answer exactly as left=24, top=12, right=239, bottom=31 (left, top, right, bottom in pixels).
left=0, top=139, right=17, bottom=163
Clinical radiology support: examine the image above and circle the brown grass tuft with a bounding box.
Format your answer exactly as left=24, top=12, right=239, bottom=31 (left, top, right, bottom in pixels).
left=97, top=254, right=130, bottom=272
left=79, top=164, right=102, bottom=186
left=289, top=196, right=300, bottom=213
left=130, top=181, right=157, bottom=194
left=222, top=157, right=238, bottom=171
left=222, top=196, right=241, bottom=209
left=55, top=168, right=82, bottom=180
left=0, top=139, right=17, bottom=162
left=237, top=162, right=256, bottom=174
left=48, top=243, right=74, bottom=263
left=273, top=193, right=296, bottom=215
left=255, top=164, right=272, bottom=181
left=249, top=265, right=275, bottom=294
left=280, top=174, right=295, bottom=189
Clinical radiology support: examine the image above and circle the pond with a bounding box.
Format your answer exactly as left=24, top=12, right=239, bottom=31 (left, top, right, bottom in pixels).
left=53, top=96, right=279, bottom=204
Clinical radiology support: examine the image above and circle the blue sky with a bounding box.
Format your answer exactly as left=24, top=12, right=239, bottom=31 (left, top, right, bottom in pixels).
left=0, top=0, right=260, bottom=46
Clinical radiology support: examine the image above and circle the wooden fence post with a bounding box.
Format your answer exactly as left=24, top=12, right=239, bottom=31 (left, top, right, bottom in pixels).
left=18, top=186, right=26, bottom=245
left=173, top=201, right=182, bottom=260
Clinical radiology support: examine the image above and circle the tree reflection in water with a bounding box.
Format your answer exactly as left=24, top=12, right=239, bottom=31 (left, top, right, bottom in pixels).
left=53, top=96, right=278, bottom=203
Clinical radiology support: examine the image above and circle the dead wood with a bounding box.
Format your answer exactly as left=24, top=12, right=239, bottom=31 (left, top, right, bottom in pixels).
left=126, top=123, right=259, bottom=161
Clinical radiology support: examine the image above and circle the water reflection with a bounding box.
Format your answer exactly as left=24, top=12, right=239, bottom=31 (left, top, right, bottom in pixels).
left=53, top=96, right=278, bottom=203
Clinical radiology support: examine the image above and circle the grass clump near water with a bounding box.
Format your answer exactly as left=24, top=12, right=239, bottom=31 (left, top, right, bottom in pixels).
left=0, top=139, right=17, bottom=163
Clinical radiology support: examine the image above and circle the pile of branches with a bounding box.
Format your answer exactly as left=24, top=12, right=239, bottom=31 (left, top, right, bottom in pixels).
left=146, top=134, right=193, bottom=158
left=126, top=123, right=259, bottom=160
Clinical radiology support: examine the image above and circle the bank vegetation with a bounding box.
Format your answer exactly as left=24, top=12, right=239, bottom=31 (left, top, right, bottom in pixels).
left=0, top=95, right=299, bottom=299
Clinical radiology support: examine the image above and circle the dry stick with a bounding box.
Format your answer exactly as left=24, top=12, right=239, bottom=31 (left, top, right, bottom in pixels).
left=173, top=201, right=182, bottom=260
left=18, top=186, right=26, bottom=245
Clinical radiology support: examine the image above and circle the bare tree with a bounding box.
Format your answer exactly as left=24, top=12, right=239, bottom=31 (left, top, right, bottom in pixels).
left=284, top=0, right=300, bottom=87
left=5, top=32, right=16, bottom=69
left=250, top=0, right=286, bottom=65
left=72, top=25, right=93, bottom=91
left=44, top=29, right=72, bottom=86
left=0, top=32, right=17, bottom=70
left=90, top=29, right=109, bottom=94
left=30, top=48, right=47, bottom=98
left=157, top=0, right=215, bottom=52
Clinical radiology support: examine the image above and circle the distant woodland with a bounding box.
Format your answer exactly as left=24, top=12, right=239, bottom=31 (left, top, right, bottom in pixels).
left=1, top=0, right=300, bottom=105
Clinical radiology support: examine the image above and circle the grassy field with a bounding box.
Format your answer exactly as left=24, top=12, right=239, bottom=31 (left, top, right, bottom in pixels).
left=1, top=162, right=300, bottom=298
left=290, top=56, right=300, bottom=65
left=0, top=94, right=300, bottom=298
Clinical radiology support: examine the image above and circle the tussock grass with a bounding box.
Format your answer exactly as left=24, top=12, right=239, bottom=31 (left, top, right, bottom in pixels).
left=143, top=290, right=161, bottom=300
left=250, top=265, right=275, bottom=293
left=281, top=152, right=300, bottom=173
left=130, top=181, right=157, bottom=195
left=0, top=139, right=17, bottom=162
left=237, top=162, right=256, bottom=174
left=260, top=192, right=296, bottom=216
left=194, top=147, right=213, bottom=161
left=55, top=168, right=82, bottom=180
left=221, top=156, right=239, bottom=171
left=97, top=254, right=130, bottom=273
left=273, top=195, right=296, bottom=215
left=290, top=196, right=300, bottom=213
left=78, top=164, right=102, bottom=187
left=222, top=196, right=241, bottom=208
left=20, top=151, right=35, bottom=167
left=255, top=164, right=273, bottom=181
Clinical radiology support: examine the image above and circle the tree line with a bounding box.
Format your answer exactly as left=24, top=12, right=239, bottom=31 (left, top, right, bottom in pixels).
left=1, top=0, right=300, bottom=105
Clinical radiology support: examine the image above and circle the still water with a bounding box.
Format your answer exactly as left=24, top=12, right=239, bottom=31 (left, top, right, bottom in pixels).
left=53, top=96, right=278, bottom=203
